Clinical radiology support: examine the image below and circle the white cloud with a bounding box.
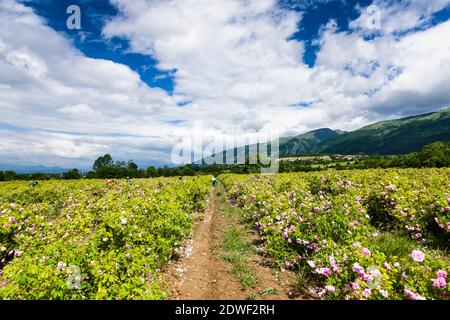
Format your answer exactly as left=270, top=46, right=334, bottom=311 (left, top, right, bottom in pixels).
left=58, top=104, right=101, bottom=118
left=104, top=0, right=450, bottom=128
left=1, top=0, right=450, bottom=167
left=0, top=0, right=188, bottom=167
left=351, top=0, right=450, bottom=35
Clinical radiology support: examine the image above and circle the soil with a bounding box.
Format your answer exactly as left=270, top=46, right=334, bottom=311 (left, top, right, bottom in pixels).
left=165, top=189, right=305, bottom=300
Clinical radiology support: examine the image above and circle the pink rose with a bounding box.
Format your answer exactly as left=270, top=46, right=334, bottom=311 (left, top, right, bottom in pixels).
left=380, top=290, right=389, bottom=298
left=411, top=250, right=425, bottom=262
left=404, top=288, right=426, bottom=300
left=316, top=267, right=331, bottom=276
left=432, top=277, right=446, bottom=289
left=362, top=288, right=371, bottom=298
left=436, top=270, right=447, bottom=279
left=56, top=261, right=66, bottom=271
left=361, top=248, right=371, bottom=257
left=325, top=285, right=335, bottom=292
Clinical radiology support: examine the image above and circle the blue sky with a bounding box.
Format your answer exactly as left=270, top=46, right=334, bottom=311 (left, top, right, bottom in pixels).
left=1, top=0, right=450, bottom=168
left=20, top=0, right=381, bottom=90
left=23, top=0, right=176, bottom=93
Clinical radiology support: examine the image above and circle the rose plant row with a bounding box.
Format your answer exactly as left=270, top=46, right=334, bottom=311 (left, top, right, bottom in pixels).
left=0, top=176, right=211, bottom=299
left=220, top=168, right=449, bottom=300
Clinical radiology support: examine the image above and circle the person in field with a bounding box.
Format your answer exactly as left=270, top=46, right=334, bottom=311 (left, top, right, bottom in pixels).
left=211, top=177, right=219, bottom=187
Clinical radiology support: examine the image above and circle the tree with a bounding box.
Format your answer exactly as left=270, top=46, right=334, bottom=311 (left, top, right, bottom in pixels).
left=93, top=154, right=114, bottom=171
left=127, top=161, right=138, bottom=171
left=63, top=169, right=81, bottom=180
left=417, top=141, right=450, bottom=167
left=146, top=166, right=158, bottom=177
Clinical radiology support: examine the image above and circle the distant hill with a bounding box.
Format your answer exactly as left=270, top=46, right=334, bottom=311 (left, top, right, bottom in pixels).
left=319, top=107, right=450, bottom=155
left=279, top=128, right=345, bottom=156
left=203, top=107, right=450, bottom=162
left=0, top=164, right=70, bottom=174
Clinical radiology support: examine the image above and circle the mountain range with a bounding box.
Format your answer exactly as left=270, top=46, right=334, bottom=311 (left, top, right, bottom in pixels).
left=2, top=108, right=450, bottom=173
left=208, top=107, right=450, bottom=161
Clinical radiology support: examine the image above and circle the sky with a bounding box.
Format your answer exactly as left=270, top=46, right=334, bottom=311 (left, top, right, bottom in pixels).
left=0, top=0, right=450, bottom=168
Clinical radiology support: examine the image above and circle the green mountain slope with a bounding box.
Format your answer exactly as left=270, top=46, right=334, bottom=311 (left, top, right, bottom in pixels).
left=319, top=107, right=450, bottom=155
left=200, top=107, right=450, bottom=164
left=279, top=128, right=343, bottom=156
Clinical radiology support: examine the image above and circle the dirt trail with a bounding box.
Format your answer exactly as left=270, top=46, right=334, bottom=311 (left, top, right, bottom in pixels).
left=166, top=188, right=304, bottom=300
left=166, top=189, right=245, bottom=300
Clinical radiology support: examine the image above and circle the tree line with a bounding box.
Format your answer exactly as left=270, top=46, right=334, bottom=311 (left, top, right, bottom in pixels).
left=1, top=141, right=449, bottom=181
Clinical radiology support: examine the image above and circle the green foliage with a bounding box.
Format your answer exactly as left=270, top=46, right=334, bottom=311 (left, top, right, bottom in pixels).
left=0, top=176, right=211, bottom=299
left=319, top=108, right=450, bottom=155
left=221, top=168, right=450, bottom=300
left=93, top=154, right=114, bottom=171
left=62, top=169, right=81, bottom=180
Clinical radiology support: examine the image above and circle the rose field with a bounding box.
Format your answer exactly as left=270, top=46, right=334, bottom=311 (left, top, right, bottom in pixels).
left=0, top=169, right=449, bottom=300
left=221, top=168, right=450, bottom=300
left=0, top=177, right=211, bottom=299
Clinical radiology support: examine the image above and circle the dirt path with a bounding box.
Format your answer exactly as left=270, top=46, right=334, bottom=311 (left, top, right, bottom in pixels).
left=166, top=188, right=305, bottom=300
left=166, top=189, right=245, bottom=300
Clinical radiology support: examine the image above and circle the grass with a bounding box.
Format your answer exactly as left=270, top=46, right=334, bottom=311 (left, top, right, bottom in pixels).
left=220, top=251, right=257, bottom=288
left=369, top=232, right=417, bottom=260
left=246, top=292, right=257, bottom=300
left=219, top=226, right=257, bottom=288
left=261, top=287, right=278, bottom=296
left=222, top=228, right=255, bottom=253
left=217, top=187, right=258, bottom=289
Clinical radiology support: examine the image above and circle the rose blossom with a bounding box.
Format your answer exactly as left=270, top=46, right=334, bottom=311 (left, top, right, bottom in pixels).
left=362, top=288, right=371, bottom=298
left=361, top=248, right=371, bottom=257
left=56, top=261, right=66, bottom=271
left=316, top=268, right=331, bottom=276
left=432, top=277, right=446, bottom=289
left=325, top=285, right=336, bottom=292
left=411, top=250, right=425, bottom=262
left=380, top=290, right=389, bottom=298
left=404, top=288, right=426, bottom=300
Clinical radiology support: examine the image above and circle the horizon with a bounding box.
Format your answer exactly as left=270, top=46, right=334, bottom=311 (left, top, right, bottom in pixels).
left=1, top=0, right=450, bottom=168
left=1, top=105, right=449, bottom=172
left=1, top=105, right=449, bottom=173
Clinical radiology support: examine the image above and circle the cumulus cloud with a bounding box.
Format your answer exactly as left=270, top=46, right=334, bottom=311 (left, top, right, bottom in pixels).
left=351, top=0, right=450, bottom=34
left=104, top=0, right=450, bottom=127
left=1, top=0, right=450, bottom=167
left=0, top=0, right=187, bottom=167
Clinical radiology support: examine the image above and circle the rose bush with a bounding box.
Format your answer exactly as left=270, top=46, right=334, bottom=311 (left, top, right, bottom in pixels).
left=221, top=168, right=450, bottom=300
left=0, top=176, right=211, bottom=299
